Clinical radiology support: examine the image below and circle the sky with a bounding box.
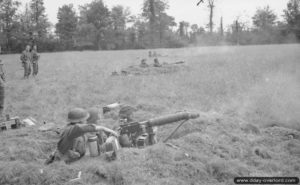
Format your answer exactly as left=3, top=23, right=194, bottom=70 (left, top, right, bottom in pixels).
left=22, top=0, right=289, bottom=30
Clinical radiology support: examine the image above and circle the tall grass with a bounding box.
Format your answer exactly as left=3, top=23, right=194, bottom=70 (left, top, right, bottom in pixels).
left=0, top=44, right=299, bottom=184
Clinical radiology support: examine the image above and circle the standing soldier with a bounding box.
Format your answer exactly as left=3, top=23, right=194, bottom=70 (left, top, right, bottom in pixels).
left=31, top=45, right=39, bottom=76
left=20, top=45, right=32, bottom=79
left=0, top=59, right=5, bottom=118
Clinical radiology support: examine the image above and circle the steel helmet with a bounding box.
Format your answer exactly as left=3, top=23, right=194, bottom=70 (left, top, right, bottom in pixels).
left=87, top=107, right=100, bottom=124
left=119, top=105, right=135, bottom=119
left=67, top=108, right=89, bottom=123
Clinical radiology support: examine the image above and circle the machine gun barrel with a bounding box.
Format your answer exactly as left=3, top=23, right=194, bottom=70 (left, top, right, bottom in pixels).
left=146, top=112, right=199, bottom=127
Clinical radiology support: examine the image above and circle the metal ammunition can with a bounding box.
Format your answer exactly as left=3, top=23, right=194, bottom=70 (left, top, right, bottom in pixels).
left=88, top=136, right=99, bottom=157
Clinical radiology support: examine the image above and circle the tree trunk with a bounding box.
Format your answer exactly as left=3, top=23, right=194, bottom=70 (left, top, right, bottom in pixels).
left=208, top=0, right=214, bottom=34
left=220, top=17, right=223, bottom=37
left=149, top=0, right=156, bottom=47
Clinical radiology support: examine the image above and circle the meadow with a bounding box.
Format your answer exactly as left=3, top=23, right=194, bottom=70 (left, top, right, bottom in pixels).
left=0, top=44, right=299, bottom=185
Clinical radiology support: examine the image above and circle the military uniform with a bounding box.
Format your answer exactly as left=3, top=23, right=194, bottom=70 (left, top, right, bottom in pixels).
left=45, top=108, right=119, bottom=165
left=20, top=50, right=32, bottom=78
left=31, top=49, right=39, bottom=76
left=153, top=58, right=162, bottom=67
left=56, top=123, right=97, bottom=163
left=0, top=60, right=5, bottom=116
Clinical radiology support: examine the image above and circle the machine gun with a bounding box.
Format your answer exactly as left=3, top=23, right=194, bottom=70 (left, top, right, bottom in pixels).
left=118, top=112, right=199, bottom=148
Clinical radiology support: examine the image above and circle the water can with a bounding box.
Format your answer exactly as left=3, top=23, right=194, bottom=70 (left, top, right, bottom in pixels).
left=88, top=136, right=99, bottom=157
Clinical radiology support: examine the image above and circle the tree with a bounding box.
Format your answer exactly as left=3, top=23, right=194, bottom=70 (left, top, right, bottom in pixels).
left=0, top=0, right=20, bottom=51
left=142, top=0, right=175, bottom=47
left=29, top=0, right=50, bottom=38
left=179, top=21, right=189, bottom=37
left=252, top=6, right=277, bottom=30
left=110, top=5, right=131, bottom=49
left=56, top=4, right=78, bottom=49
left=284, top=0, right=300, bottom=39
left=19, top=3, right=32, bottom=37
left=207, top=0, right=215, bottom=33
left=220, top=16, right=223, bottom=37
left=111, top=5, right=130, bottom=31
left=78, top=0, right=111, bottom=49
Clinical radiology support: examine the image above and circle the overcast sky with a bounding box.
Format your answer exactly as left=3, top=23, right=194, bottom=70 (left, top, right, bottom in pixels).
left=22, top=0, right=289, bottom=29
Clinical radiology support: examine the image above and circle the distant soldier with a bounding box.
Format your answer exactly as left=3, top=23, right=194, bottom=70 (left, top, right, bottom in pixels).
left=20, top=45, right=32, bottom=79
left=139, top=59, right=149, bottom=68
left=152, top=51, right=157, bottom=57
left=0, top=60, right=5, bottom=117
left=154, top=58, right=162, bottom=67
left=119, top=105, right=136, bottom=124
left=31, top=45, right=39, bottom=76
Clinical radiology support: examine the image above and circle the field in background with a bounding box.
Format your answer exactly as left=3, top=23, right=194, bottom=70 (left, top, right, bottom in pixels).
left=0, top=44, right=299, bottom=185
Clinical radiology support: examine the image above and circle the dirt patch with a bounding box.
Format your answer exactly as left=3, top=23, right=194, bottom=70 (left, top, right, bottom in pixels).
left=112, top=62, right=190, bottom=76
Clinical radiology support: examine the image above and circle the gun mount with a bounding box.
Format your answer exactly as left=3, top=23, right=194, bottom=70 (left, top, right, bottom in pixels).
left=118, top=112, right=199, bottom=148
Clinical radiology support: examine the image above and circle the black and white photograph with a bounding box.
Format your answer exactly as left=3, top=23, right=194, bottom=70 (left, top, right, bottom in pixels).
left=0, top=0, right=299, bottom=184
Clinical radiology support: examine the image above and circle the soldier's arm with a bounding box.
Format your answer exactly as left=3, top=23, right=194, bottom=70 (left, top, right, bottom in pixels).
left=1, top=67, right=5, bottom=82
left=94, top=125, right=119, bottom=137
left=20, top=52, right=25, bottom=62
left=67, top=124, right=118, bottom=140
left=67, top=124, right=97, bottom=139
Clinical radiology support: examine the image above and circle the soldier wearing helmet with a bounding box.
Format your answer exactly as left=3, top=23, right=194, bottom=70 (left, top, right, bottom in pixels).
left=119, top=105, right=136, bottom=124
left=45, top=107, right=118, bottom=164
left=20, top=45, right=32, bottom=79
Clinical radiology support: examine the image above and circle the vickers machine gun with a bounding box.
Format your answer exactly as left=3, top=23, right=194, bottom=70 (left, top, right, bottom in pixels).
left=118, top=112, right=199, bottom=148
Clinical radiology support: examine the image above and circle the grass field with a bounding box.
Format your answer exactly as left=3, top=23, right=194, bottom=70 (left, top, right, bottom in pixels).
left=0, top=44, right=299, bottom=185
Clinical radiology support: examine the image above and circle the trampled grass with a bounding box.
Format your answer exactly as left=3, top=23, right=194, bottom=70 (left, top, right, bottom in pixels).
left=0, top=44, right=299, bottom=184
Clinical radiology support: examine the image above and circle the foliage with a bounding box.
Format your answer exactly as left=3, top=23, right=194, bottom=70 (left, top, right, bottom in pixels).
left=79, top=0, right=111, bottom=49
left=1, top=45, right=300, bottom=184
left=56, top=4, right=78, bottom=50
left=252, top=6, right=277, bottom=30
left=0, top=0, right=300, bottom=52
left=284, top=0, right=300, bottom=40
left=29, top=0, right=50, bottom=38
left=0, top=0, right=20, bottom=52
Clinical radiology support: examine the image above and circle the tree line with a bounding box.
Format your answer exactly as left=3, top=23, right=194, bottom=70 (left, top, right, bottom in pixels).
left=0, top=0, right=300, bottom=53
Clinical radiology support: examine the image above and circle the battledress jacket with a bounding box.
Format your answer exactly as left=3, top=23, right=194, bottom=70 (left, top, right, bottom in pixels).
left=20, top=50, right=32, bottom=63
left=57, top=123, right=97, bottom=163
left=31, top=50, right=40, bottom=63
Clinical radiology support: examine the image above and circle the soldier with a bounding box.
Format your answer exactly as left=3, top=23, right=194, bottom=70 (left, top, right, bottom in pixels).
left=153, top=58, right=162, bottom=67
left=20, top=45, right=32, bottom=79
left=139, top=59, right=149, bottom=68
left=45, top=108, right=119, bottom=164
left=31, top=45, right=39, bottom=76
left=119, top=105, right=136, bottom=124
left=0, top=60, right=5, bottom=118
